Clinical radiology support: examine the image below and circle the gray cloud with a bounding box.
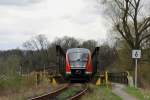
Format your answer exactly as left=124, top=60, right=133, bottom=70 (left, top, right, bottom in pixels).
left=0, top=0, right=109, bottom=50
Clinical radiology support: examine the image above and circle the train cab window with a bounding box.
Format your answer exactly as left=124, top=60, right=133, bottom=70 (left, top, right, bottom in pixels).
left=81, top=53, right=88, bottom=61
left=68, top=52, right=88, bottom=61
left=68, top=52, right=88, bottom=67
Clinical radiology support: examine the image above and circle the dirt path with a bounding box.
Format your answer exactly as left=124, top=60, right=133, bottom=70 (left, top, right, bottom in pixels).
left=112, top=83, right=137, bottom=100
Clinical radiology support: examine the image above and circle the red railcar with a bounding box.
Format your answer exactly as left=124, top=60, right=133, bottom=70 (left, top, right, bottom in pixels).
left=56, top=46, right=99, bottom=81
left=65, top=48, right=93, bottom=81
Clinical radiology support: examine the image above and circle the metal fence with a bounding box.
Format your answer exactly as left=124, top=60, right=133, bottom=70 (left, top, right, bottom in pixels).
left=108, top=72, right=128, bottom=85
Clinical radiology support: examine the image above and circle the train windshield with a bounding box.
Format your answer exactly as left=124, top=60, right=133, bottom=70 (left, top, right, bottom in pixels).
left=68, top=52, right=88, bottom=67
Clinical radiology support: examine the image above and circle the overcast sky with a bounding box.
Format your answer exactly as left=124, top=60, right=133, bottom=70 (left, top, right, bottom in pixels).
left=0, top=0, right=110, bottom=50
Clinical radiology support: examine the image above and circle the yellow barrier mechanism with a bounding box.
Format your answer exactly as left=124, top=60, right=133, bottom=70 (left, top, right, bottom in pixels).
left=96, top=77, right=101, bottom=85
left=96, top=71, right=108, bottom=86
left=49, top=75, right=58, bottom=86
left=52, top=78, right=57, bottom=86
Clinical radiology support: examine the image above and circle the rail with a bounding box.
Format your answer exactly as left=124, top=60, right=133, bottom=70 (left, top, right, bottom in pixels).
left=29, top=84, right=69, bottom=100
left=67, top=84, right=88, bottom=100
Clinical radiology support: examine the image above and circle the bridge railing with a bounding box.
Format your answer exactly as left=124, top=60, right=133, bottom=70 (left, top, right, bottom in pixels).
left=108, top=72, right=128, bottom=85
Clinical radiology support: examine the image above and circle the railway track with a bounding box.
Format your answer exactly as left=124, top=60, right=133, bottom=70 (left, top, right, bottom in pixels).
left=29, top=83, right=88, bottom=100
left=67, top=87, right=88, bottom=100
left=29, top=84, right=69, bottom=100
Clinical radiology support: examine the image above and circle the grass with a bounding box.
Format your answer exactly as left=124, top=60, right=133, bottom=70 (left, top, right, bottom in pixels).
left=81, top=84, right=122, bottom=100
left=0, top=75, right=25, bottom=96
left=56, top=86, right=82, bottom=100
left=0, top=72, right=53, bottom=100
left=124, top=86, right=150, bottom=100
left=140, top=89, right=150, bottom=100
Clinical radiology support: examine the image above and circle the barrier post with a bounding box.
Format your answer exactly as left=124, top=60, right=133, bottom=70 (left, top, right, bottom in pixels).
left=105, top=71, right=108, bottom=88
left=96, top=77, right=101, bottom=85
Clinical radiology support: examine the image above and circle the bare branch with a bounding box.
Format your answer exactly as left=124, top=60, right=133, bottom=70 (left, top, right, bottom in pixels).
left=138, top=17, right=150, bottom=34
left=128, top=0, right=136, bottom=8
left=103, top=0, right=150, bottom=49
left=138, top=33, right=150, bottom=44
left=116, top=24, right=134, bottom=48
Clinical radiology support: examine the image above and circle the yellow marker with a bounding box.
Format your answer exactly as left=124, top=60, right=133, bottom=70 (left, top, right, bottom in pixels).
left=96, top=78, right=101, bottom=85
left=52, top=78, right=57, bottom=86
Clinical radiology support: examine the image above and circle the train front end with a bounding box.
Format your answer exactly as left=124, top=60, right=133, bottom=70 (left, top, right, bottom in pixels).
left=65, top=48, right=93, bottom=81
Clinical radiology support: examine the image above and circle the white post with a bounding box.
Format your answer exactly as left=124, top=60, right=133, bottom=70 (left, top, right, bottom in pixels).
left=135, top=59, right=138, bottom=88
left=132, top=50, right=141, bottom=88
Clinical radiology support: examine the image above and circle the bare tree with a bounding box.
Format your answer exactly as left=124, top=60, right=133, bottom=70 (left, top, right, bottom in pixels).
left=82, top=40, right=98, bottom=51
left=103, top=0, right=150, bottom=49
left=23, top=34, right=50, bottom=68
left=52, top=36, right=80, bottom=50
left=23, top=34, right=49, bottom=51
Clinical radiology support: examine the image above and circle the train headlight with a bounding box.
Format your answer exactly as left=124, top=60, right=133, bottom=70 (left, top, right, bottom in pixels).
left=85, top=72, right=92, bottom=74
left=66, top=72, right=71, bottom=74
